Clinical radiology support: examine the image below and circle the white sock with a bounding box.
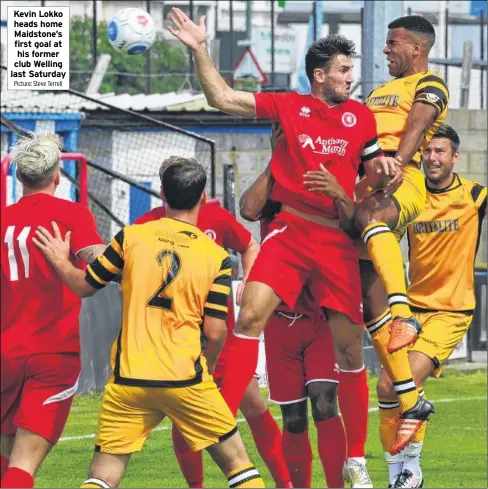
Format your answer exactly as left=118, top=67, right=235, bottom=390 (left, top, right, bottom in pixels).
left=385, top=451, right=404, bottom=481
left=403, top=441, right=423, bottom=475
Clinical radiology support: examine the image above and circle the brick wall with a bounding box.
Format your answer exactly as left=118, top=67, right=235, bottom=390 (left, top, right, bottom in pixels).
left=207, top=108, right=487, bottom=264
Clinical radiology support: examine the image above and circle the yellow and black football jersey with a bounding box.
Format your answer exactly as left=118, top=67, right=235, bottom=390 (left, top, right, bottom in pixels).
left=407, top=175, right=487, bottom=312
left=86, top=217, right=232, bottom=387
left=365, top=70, right=449, bottom=165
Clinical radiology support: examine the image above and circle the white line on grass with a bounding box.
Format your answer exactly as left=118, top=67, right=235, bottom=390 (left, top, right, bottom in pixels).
left=58, top=395, right=485, bottom=443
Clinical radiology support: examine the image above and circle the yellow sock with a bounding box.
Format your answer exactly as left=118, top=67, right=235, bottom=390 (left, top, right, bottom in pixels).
left=378, top=397, right=401, bottom=452
left=362, top=222, right=412, bottom=319
left=227, top=463, right=265, bottom=488
left=81, top=478, right=110, bottom=488
left=368, top=310, right=418, bottom=413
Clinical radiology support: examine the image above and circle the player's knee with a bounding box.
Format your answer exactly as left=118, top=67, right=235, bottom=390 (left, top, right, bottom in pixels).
left=235, top=306, right=265, bottom=337
left=309, top=383, right=338, bottom=422
left=282, top=412, right=308, bottom=434
left=354, top=206, right=374, bottom=233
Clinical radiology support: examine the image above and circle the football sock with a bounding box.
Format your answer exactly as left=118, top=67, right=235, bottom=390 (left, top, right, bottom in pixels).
left=247, top=410, right=291, bottom=488
left=368, top=311, right=418, bottom=413
left=403, top=441, right=423, bottom=475
left=338, top=366, right=368, bottom=457
left=361, top=223, right=411, bottom=319
left=281, top=429, right=312, bottom=488
left=378, top=397, right=401, bottom=453
left=172, top=425, right=204, bottom=488
left=226, top=464, right=265, bottom=488
left=220, top=333, right=260, bottom=417
left=315, top=416, right=346, bottom=488
left=0, top=456, right=9, bottom=481
left=384, top=452, right=404, bottom=482
left=1, top=467, right=34, bottom=488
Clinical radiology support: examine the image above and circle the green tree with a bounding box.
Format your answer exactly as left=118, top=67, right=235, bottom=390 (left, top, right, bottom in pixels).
left=69, top=17, right=189, bottom=94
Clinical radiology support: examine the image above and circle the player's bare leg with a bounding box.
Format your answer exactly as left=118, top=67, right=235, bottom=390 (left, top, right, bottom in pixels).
left=0, top=434, right=14, bottom=480
left=354, top=192, right=421, bottom=352
left=81, top=452, right=131, bottom=488
left=326, top=309, right=373, bottom=489
left=239, top=377, right=292, bottom=488
left=206, top=431, right=265, bottom=487
left=360, top=259, right=434, bottom=461
left=0, top=428, right=53, bottom=488
left=220, top=281, right=282, bottom=416
left=377, top=351, right=436, bottom=487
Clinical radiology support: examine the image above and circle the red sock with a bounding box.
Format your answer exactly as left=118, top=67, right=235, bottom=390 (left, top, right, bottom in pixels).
left=315, top=416, right=347, bottom=488
left=338, top=366, right=369, bottom=458
left=247, top=410, right=291, bottom=488
left=1, top=467, right=34, bottom=488
left=219, top=334, right=259, bottom=416
left=281, top=429, right=312, bottom=488
left=0, top=456, right=8, bottom=481
left=172, top=426, right=203, bottom=488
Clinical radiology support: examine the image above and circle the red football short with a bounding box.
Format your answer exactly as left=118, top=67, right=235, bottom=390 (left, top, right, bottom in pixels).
left=265, top=312, right=339, bottom=404
left=1, top=353, right=81, bottom=444
left=248, top=211, right=363, bottom=325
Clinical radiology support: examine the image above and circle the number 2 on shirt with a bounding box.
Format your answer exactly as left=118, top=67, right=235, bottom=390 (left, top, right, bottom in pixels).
left=147, top=249, right=182, bottom=311
left=4, top=225, right=31, bottom=281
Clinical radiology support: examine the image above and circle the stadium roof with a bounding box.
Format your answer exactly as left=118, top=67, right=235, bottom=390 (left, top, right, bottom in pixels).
left=0, top=90, right=217, bottom=113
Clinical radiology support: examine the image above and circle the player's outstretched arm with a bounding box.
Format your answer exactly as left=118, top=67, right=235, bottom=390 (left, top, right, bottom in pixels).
left=33, top=222, right=97, bottom=298
left=168, top=8, right=256, bottom=118
left=239, top=164, right=274, bottom=221
left=202, top=315, right=227, bottom=374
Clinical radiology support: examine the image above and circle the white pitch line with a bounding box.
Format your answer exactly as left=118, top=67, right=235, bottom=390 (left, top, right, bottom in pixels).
left=58, top=395, right=485, bottom=443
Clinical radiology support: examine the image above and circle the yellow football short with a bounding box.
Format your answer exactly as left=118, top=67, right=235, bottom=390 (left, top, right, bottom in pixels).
left=94, top=375, right=237, bottom=455
left=391, top=165, right=427, bottom=241
left=410, top=310, right=473, bottom=377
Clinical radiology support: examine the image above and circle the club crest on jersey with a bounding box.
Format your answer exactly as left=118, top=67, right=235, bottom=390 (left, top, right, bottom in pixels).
left=299, top=106, right=311, bottom=117
left=342, top=112, right=357, bottom=127
left=426, top=93, right=439, bottom=103
left=205, top=229, right=217, bottom=241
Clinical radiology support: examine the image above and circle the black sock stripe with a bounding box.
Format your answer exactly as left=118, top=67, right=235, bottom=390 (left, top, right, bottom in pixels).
left=393, top=378, right=415, bottom=386
left=229, top=474, right=262, bottom=488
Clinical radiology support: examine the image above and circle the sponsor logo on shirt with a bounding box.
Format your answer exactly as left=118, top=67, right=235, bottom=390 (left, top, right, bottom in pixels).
left=299, top=106, right=311, bottom=117
left=205, top=229, right=217, bottom=241
left=299, top=134, right=349, bottom=156
left=342, top=112, right=357, bottom=128
left=426, top=92, right=439, bottom=103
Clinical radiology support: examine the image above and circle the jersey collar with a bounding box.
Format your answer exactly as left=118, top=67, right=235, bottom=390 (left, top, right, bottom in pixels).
left=426, top=173, right=462, bottom=194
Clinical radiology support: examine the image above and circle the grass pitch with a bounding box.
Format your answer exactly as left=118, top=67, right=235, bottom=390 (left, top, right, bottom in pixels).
left=36, top=369, right=487, bottom=488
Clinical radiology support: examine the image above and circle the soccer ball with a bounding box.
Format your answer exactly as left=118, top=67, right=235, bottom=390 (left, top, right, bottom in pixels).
left=107, top=8, right=156, bottom=55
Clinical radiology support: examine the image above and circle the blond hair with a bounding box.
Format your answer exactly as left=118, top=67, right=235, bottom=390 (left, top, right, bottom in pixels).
left=10, top=132, right=61, bottom=188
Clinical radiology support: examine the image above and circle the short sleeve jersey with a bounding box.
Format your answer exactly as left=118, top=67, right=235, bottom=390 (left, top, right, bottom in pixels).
left=86, top=218, right=232, bottom=387
left=1, top=194, right=103, bottom=357
left=254, top=91, right=383, bottom=219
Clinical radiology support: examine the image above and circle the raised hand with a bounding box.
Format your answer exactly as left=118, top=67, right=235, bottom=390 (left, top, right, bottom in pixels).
left=167, top=7, right=206, bottom=50
left=303, top=164, right=347, bottom=200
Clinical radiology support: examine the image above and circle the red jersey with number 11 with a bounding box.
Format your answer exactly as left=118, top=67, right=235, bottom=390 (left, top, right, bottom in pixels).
left=1, top=194, right=103, bottom=358
left=253, top=91, right=383, bottom=219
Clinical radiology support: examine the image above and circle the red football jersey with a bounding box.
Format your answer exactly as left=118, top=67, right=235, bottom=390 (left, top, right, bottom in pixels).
left=1, top=194, right=104, bottom=358
left=135, top=202, right=253, bottom=330
left=254, top=91, right=383, bottom=219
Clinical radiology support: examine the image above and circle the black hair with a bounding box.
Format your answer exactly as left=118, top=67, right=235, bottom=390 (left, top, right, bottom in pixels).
left=161, top=157, right=207, bottom=210
left=431, top=123, right=460, bottom=153
left=388, top=15, right=436, bottom=48
left=305, top=34, right=356, bottom=83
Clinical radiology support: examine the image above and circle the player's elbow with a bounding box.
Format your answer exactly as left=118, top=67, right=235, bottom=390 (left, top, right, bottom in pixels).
left=239, top=195, right=261, bottom=222
left=208, top=87, right=234, bottom=111
left=203, top=318, right=227, bottom=344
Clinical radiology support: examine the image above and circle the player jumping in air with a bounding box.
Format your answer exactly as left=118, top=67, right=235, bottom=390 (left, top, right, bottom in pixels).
left=34, top=158, right=266, bottom=489
left=1, top=133, right=105, bottom=489
left=135, top=158, right=291, bottom=489
left=353, top=16, right=449, bottom=454
left=168, top=9, right=403, bottom=486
